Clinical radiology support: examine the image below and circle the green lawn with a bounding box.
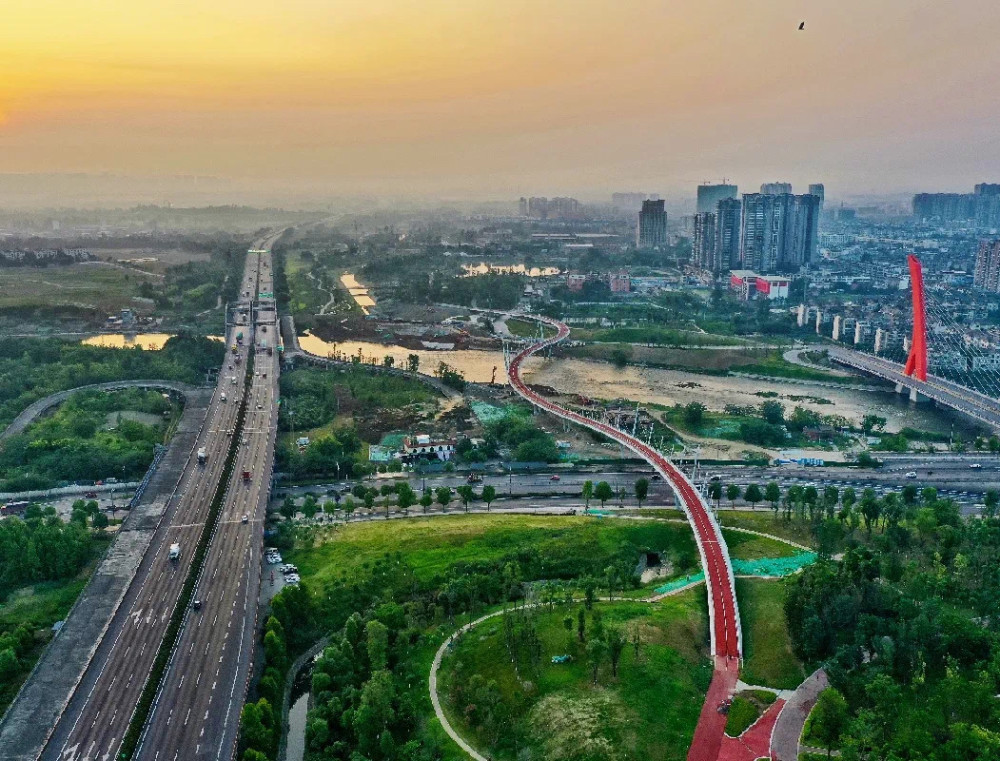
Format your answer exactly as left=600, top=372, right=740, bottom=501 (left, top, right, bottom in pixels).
left=506, top=317, right=557, bottom=339
left=736, top=578, right=805, bottom=690
left=290, top=514, right=700, bottom=588
left=579, top=326, right=746, bottom=347
left=718, top=510, right=815, bottom=548
left=724, top=696, right=760, bottom=736
left=284, top=515, right=710, bottom=759
left=438, top=593, right=711, bottom=761
left=283, top=249, right=335, bottom=315
left=721, top=528, right=801, bottom=559
left=0, top=263, right=157, bottom=313
left=737, top=354, right=868, bottom=384
left=724, top=689, right=776, bottom=736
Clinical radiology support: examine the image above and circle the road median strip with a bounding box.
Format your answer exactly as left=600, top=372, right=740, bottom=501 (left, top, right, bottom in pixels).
left=119, top=346, right=254, bottom=760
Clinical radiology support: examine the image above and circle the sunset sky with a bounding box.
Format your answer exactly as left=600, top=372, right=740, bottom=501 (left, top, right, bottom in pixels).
left=2, top=0, right=1000, bottom=200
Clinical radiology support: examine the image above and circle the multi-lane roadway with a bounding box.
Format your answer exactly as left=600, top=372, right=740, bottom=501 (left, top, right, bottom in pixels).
left=135, top=250, right=280, bottom=761
left=41, top=240, right=278, bottom=761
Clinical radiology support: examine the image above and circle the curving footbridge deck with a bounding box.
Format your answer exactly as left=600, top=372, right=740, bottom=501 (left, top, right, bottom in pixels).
left=506, top=315, right=742, bottom=761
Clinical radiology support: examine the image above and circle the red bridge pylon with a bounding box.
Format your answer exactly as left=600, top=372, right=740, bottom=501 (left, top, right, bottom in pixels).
left=903, top=254, right=928, bottom=382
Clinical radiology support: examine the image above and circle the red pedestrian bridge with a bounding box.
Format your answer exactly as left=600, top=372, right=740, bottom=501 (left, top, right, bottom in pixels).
left=506, top=316, right=742, bottom=761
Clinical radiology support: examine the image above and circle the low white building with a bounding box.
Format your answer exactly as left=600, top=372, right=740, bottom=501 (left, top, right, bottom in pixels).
left=401, top=434, right=456, bottom=462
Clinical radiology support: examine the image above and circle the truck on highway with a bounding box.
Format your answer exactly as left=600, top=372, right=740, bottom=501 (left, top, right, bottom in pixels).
left=242, top=470, right=251, bottom=482
left=197, top=447, right=207, bottom=465
left=169, top=543, right=181, bottom=561
left=236, top=331, right=244, bottom=344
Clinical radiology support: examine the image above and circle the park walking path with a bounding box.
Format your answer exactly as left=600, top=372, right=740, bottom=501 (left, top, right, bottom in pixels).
left=771, top=668, right=830, bottom=761
left=429, top=591, right=692, bottom=761
left=505, top=315, right=742, bottom=761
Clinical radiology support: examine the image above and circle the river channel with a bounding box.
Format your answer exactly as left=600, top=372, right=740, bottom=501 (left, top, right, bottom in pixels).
left=294, top=333, right=969, bottom=437
left=84, top=332, right=972, bottom=438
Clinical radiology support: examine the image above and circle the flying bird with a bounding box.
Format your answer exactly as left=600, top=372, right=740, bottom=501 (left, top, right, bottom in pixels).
left=798, top=21, right=805, bottom=30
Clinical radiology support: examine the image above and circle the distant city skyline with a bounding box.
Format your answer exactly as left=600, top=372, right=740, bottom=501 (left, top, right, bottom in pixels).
left=3, top=1, right=1000, bottom=202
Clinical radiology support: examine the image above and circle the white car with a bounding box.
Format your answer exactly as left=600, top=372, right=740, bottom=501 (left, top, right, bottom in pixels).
left=279, top=563, right=296, bottom=574
left=285, top=574, right=300, bottom=585
left=266, top=554, right=282, bottom=565
left=905, top=471, right=917, bottom=479
left=970, top=463, right=983, bottom=469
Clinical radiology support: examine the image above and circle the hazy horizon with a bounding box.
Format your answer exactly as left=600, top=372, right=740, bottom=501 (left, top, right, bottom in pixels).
left=4, top=0, right=1000, bottom=205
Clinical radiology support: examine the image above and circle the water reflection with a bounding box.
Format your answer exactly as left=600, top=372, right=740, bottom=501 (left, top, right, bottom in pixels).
left=297, top=331, right=508, bottom=384
left=340, top=274, right=375, bottom=314
left=82, top=334, right=224, bottom=350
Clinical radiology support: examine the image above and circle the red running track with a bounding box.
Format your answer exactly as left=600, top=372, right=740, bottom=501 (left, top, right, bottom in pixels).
left=507, top=316, right=742, bottom=761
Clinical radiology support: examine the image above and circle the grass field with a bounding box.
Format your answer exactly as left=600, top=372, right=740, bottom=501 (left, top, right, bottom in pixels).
left=281, top=514, right=811, bottom=757
left=290, top=514, right=700, bottom=588
left=721, top=528, right=801, bottom=559
left=563, top=344, right=862, bottom=385
left=724, top=689, right=776, bottom=736
left=565, top=344, right=768, bottom=373
left=0, top=263, right=156, bottom=313
left=736, top=578, right=805, bottom=689
left=283, top=249, right=335, bottom=315
left=439, top=593, right=711, bottom=761
left=285, top=514, right=713, bottom=759
left=506, top=317, right=557, bottom=339
left=718, top=511, right=815, bottom=548
left=575, top=326, right=747, bottom=347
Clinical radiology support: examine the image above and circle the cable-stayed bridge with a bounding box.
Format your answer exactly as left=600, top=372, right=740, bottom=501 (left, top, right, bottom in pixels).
left=828, top=255, right=1000, bottom=431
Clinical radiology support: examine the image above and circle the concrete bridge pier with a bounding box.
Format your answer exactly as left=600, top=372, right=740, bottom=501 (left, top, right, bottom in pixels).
left=895, top=382, right=929, bottom=403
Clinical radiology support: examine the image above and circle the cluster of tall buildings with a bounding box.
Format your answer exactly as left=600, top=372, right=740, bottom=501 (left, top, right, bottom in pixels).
left=518, top=196, right=585, bottom=220
left=692, top=182, right=823, bottom=275
left=973, top=239, right=1000, bottom=293
left=913, top=183, right=1000, bottom=227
